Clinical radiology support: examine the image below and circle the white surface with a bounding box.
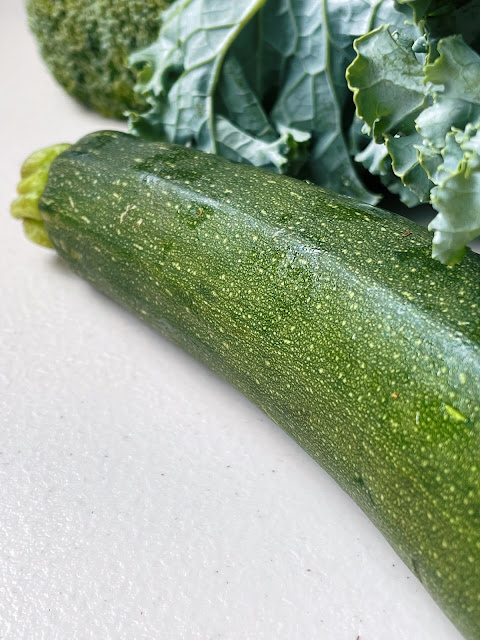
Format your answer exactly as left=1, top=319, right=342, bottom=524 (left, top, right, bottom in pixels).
left=0, top=4, right=466, bottom=640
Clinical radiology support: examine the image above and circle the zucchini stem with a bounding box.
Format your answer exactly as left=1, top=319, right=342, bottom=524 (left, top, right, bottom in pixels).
left=11, top=143, right=71, bottom=247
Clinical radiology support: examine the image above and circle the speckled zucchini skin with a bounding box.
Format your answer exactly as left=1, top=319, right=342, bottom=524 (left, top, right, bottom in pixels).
left=40, top=131, right=480, bottom=639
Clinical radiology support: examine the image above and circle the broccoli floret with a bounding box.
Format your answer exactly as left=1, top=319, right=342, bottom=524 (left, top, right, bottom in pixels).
left=27, top=0, right=172, bottom=118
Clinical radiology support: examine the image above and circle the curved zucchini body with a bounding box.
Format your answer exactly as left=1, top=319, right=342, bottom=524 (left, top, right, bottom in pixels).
left=35, top=131, right=480, bottom=638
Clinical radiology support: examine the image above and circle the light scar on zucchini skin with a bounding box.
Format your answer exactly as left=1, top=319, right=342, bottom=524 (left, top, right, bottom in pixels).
left=40, top=131, right=480, bottom=640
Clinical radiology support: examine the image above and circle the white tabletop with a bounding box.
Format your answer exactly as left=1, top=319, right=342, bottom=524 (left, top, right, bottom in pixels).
left=1, top=4, right=465, bottom=639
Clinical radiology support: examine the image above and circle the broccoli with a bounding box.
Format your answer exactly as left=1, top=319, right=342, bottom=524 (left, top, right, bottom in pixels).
left=26, top=0, right=172, bottom=118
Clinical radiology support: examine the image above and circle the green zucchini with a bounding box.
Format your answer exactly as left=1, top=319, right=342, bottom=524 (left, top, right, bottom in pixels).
left=11, top=130, right=480, bottom=639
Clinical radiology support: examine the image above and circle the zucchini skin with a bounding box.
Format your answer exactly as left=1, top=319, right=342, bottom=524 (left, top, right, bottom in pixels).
left=40, top=131, right=480, bottom=639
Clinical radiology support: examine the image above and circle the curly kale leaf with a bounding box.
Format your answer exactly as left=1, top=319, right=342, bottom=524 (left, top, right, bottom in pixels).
left=130, top=0, right=304, bottom=173
left=347, top=7, right=480, bottom=264
left=346, top=24, right=432, bottom=205
left=418, top=37, right=480, bottom=263
left=265, top=0, right=412, bottom=203
left=397, top=0, right=480, bottom=52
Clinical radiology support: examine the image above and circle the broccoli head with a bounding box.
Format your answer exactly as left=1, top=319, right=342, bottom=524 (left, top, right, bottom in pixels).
left=27, top=0, right=172, bottom=118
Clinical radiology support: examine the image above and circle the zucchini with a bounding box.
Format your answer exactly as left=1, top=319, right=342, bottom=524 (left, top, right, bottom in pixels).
left=12, top=130, right=480, bottom=639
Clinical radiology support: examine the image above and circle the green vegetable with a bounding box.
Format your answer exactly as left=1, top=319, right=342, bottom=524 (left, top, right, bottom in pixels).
left=11, top=130, right=480, bottom=639
left=129, top=0, right=412, bottom=202
left=27, top=0, right=480, bottom=262
left=346, top=0, right=480, bottom=265
left=129, top=0, right=480, bottom=264
left=26, top=0, right=173, bottom=117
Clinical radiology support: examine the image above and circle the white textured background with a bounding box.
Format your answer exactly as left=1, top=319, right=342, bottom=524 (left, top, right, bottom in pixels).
left=0, top=3, right=470, bottom=639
